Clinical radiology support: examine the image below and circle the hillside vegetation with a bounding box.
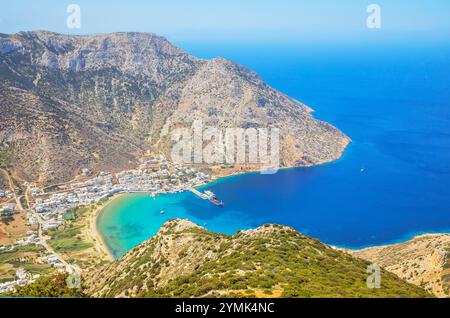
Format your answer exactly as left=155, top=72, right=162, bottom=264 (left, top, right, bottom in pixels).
left=4, top=273, right=85, bottom=298
left=349, top=234, right=450, bottom=297
left=87, top=219, right=431, bottom=298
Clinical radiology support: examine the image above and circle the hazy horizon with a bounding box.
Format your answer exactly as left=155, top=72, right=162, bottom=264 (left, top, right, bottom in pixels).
left=2, top=0, right=450, bottom=45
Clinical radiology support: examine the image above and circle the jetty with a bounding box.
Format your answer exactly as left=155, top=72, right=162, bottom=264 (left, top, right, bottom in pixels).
left=188, top=187, right=209, bottom=200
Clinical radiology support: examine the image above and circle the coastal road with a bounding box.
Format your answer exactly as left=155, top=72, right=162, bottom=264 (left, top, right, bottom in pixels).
left=24, top=185, right=32, bottom=211
left=2, top=168, right=81, bottom=281
left=36, top=216, right=81, bottom=277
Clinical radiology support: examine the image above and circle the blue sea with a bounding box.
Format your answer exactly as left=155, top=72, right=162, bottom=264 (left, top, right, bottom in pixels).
left=98, top=40, right=450, bottom=259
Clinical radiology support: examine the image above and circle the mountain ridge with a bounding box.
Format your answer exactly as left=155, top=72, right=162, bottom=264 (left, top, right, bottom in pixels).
left=0, top=31, right=350, bottom=185
left=349, top=233, right=450, bottom=297
left=85, top=219, right=431, bottom=298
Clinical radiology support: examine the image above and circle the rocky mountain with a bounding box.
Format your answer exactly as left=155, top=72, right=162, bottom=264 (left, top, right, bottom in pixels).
left=349, top=234, right=450, bottom=298
left=0, top=31, right=350, bottom=185
left=86, top=219, right=430, bottom=298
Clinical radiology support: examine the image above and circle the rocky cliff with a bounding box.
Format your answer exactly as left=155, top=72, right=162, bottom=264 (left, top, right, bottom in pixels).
left=0, top=31, right=350, bottom=185
left=349, top=234, right=450, bottom=297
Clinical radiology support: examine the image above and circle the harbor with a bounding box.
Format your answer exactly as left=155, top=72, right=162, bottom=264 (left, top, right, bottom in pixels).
left=188, top=188, right=224, bottom=207
left=188, top=187, right=209, bottom=200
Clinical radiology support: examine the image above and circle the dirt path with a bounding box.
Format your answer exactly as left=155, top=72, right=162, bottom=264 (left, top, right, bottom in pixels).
left=0, top=168, right=23, bottom=211
left=36, top=220, right=81, bottom=277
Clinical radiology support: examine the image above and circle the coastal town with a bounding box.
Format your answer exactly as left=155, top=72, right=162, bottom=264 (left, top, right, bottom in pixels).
left=29, top=156, right=210, bottom=229
left=0, top=156, right=211, bottom=293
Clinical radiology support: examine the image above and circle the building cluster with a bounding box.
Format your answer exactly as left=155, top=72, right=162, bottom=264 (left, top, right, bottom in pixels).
left=0, top=189, right=14, bottom=199
left=0, top=230, right=41, bottom=252
left=0, top=202, right=16, bottom=216
left=0, top=268, right=40, bottom=294
left=14, top=231, right=41, bottom=246
left=0, top=231, right=68, bottom=294
left=0, top=157, right=212, bottom=294
left=30, top=157, right=211, bottom=222
left=39, top=254, right=65, bottom=269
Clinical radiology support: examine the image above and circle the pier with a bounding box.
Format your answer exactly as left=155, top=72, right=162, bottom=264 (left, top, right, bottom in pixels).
left=188, top=187, right=209, bottom=200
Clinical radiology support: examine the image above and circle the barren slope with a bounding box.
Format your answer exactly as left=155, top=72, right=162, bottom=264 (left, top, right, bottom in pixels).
left=349, top=234, right=450, bottom=297
left=0, top=31, right=350, bottom=185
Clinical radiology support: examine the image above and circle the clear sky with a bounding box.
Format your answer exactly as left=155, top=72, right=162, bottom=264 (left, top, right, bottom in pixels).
left=1, top=0, right=450, bottom=43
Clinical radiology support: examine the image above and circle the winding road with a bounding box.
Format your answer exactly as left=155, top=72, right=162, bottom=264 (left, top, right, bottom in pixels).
left=1, top=169, right=81, bottom=278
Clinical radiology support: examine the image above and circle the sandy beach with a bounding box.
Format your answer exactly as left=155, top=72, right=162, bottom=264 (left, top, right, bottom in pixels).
left=88, top=195, right=124, bottom=261
left=88, top=158, right=352, bottom=261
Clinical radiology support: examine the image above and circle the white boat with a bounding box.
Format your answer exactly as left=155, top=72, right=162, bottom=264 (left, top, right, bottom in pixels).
left=204, top=190, right=216, bottom=199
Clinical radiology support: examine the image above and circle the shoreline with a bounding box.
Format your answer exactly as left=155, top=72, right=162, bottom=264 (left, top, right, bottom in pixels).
left=90, top=162, right=316, bottom=259
left=78, top=137, right=354, bottom=260
left=92, top=144, right=449, bottom=259
left=339, top=230, right=450, bottom=252
left=93, top=192, right=450, bottom=261
left=88, top=195, right=125, bottom=261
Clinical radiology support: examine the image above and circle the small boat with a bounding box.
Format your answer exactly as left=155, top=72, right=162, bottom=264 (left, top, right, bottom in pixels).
left=160, top=210, right=165, bottom=214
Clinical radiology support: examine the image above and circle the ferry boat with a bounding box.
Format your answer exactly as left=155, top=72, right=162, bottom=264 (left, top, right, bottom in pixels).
left=204, top=190, right=216, bottom=199
left=201, top=190, right=224, bottom=207
left=210, top=197, right=224, bottom=207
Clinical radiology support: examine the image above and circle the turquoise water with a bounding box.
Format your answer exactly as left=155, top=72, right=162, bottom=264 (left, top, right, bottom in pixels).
left=98, top=41, right=450, bottom=259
